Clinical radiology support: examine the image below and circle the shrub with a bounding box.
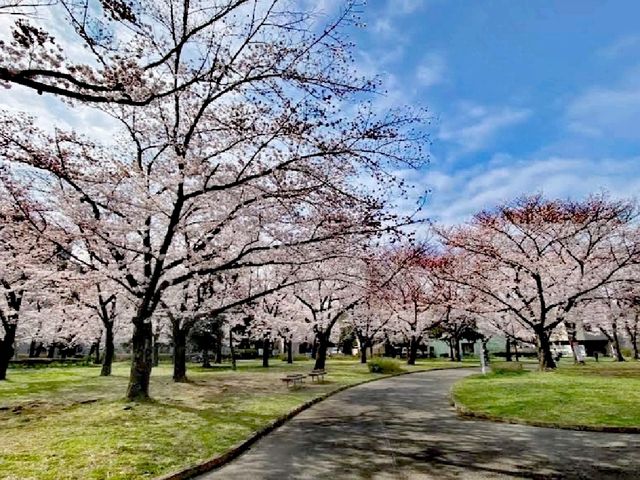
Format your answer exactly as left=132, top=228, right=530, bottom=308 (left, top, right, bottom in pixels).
left=490, top=361, right=525, bottom=375
left=367, top=357, right=403, bottom=374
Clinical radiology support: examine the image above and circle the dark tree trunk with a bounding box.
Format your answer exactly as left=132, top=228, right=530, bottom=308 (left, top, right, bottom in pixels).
left=262, top=337, right=270, bottom=368
left=0, top=324, right=17, bottom=381
left=359, top=336, right=368, bottom=364
left=612, top=323, right=625, bottom=362
left=126, top=319, right=154, bottom=400
left=384, top=338, right=395, bottom=357
left=448, top=340, right=455, bottom=362
left=314, top=333, right=329, bottom=370
left=93, top=339, right=102, bottom=365
left=202, top=349, right=211, bottom=368
left=173, top=325, right=188, bottom=382
left=152, top=337, right=160, bottom=367
left=101, top=323, right=114, bottom=376
left=47, top=344, right=56, bottom=358
left=28, top=339, right=37, bottom=358
left=455, top=338, right=462, bottom=362
left=311, top=337, right=318, bottom=360
left=535, top=328, right=556, bottom=370
left=505, top=338, right=512, bottom=362
left=407, top=336, right=419, bottom=365
left=215, top=338, right=223, bottom=364
left=287, top=339, right=293, bottom=364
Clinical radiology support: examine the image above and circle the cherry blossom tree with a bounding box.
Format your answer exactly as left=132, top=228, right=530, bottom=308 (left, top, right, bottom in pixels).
left=0, top=1, right=428, bottom=400
left=0, top=184, right=56, bottom=379
left=437, top=195, right=640, bottom=370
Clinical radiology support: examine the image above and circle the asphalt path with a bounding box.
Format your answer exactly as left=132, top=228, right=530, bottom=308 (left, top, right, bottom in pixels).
left=196, top=368, right=640, bottom=479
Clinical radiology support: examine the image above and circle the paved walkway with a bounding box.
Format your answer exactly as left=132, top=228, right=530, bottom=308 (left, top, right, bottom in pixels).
left=196, top=368, right=640, bottom=479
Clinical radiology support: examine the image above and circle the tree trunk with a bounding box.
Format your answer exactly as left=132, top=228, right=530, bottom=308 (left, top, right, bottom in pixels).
left=101, top=323, right=114, bottom=376
left=407, top=336, right=419, bottom=365
left=229, top=331, right=236, bottom=371
left=514, top=342, right=520, bottom=362
left=287, top=339, right=293, bottom=364
left=535, top=328, right=556, bottom=370
left=359, top=337, right=368, bottom=364
left=314, top=333, right=329, bottom=370
left=152, top=336, right=160, bottom=367
left=202, top=349, right=211, bottom=368
left=94, top=339, right=102, bottom=365
left=173, top=325, right=188, bottom=382
left=0, top=324, right=17, bottom=381
left=262, top=337, right=270, bottom=368
left=126, top=319, right=154, bottom=400
left=47, top=344, right=56, bottom=358
left=215, top=338, right=223, bottom=364
left=311, top=337, right=318, bottom=360
left=448, top=340, right=455, bottom=362
left=612, top=323, right=625, bottom=362
left=505, top=338, right=512, bottom=362
left=455, top=337, right=462, bottom=362
left=28, top=339, right=37, bottom=358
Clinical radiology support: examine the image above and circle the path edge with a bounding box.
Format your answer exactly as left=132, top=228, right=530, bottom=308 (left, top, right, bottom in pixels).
left=155, top=365, right=476, bottom=480
left=450, top=390, right=640, bottom=434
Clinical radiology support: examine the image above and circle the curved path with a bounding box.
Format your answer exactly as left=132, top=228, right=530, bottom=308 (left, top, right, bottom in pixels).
left=196, top=369, right=640, bottom=479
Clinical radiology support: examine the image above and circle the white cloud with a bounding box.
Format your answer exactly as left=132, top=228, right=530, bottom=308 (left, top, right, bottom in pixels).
left=416, top=53, right=446, bottom=88
left=438, top=103, right=531, bottom=154
left=423, top=156, right=640, bottom=226
left=566, top=83, right=640, bottom=140
left=597, top=35, right=640, bottom=59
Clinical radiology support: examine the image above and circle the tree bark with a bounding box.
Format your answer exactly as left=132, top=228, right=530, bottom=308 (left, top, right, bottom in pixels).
left=311, top=337, right=318, bottom=360
left=262, top=337, right=270, bottom=368
left=47, top=344, right=56, bottom=358
left=126, top=319, right=154, bottom=400
left=93, top=339, right=102, bottom=365
left=314, top=333, right=329, bottom=370
left=101, top=323, right=114, bottom=376
left=359, top=337, right=368, bottom=364
left=0, top=323, right=17, bottom=381
left=215, top=338, right=223, bottom=364
left=455, top=337, right=462, bottom=362
left=152, top=336, right=160, bottom=367
left=514, top=342, right=520, bottom=362
left=287, top=339, right=293, bottom=364
left=173, top=325, right=188, bottom=382
left=535, top=327, right=556, bottom=370
left=505, top=338, right=512, bottom=362
left=612, top=322, right=625, bottom=362
left=202, top=349, right=211, bottom=368
left=28, top=339, right=37, bottom=358
left=407, top=336, right=419, bottom=365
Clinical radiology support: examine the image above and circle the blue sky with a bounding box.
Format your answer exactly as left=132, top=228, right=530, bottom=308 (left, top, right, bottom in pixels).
left=345, top=0, right=640, bottom=225
left=2, top=1, right=639, bottom=227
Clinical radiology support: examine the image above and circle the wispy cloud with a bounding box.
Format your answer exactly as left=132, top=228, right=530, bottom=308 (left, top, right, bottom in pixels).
left=416, top=53, right=446, bottom=88
left=566, top=82, right=640, bottom=140
left=438, top=103, right=531, bottom=155
left=423, top=156, right=640, bottom=226
left=596, top=35, right=640, bottom=59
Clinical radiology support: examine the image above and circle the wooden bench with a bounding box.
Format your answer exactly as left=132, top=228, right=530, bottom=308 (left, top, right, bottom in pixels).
left=281, top=374, right=306, bottom=388
left=309, top=369, right=327, bottom=383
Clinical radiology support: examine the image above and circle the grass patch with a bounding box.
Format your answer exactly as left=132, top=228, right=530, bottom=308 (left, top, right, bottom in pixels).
left=0, top=357, right=475, bottom=479
left=453, top=359, right=640, bottom=429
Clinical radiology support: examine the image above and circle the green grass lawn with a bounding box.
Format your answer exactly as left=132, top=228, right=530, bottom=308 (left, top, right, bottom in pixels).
left=0, top=357, right=475, bottom=480
left=452, top=359, right=640, bottom=430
